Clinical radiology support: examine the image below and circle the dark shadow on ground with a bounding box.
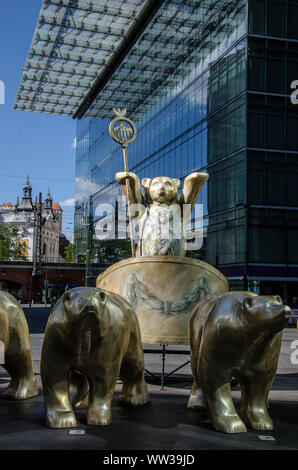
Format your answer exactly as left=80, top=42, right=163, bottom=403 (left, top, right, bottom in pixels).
left=0, top=375, right=298, bottom=450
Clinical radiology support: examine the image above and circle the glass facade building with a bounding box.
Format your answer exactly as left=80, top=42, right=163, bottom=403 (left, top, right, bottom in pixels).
left=74, top=0, right=298, bottom=305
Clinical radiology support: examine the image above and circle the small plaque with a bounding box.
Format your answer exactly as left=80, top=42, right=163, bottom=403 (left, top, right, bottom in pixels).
left=258, top=435, right=276, bottom=441
left=69, top=430, right=85, bottom=435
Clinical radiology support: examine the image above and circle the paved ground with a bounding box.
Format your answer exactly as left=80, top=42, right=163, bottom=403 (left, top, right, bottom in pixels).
left=0, top=369, right=298, bottom=451
left=28, top=327, right=298, bottom=376
left=0, top=305, right=297, bottom=450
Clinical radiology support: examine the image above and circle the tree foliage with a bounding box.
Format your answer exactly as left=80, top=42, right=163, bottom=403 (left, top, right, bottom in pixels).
left=64, top=243, right=75, bottom=263
left=0, top=223, right=26, bottom=260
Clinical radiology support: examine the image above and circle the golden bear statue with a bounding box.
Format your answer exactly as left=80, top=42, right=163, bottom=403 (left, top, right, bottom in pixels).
left=115, top=171, right=208, bottom=256
left=40, top=287, right=149, bottom=428
left=187, top=291, right=291, bottom=433
left=0, top=290, right=38, bottom=400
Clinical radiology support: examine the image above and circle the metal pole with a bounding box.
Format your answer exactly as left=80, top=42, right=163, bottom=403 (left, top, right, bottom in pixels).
left=109, top=109, right=137, bottom=258
left=85, top=196, right=93, bottom=286
left=123, top=147, right=135, bottom=257
left=161, top=344, right=166, bottom=390
left=32, top=192, right=43, bottom=277
left=29, top=274, right=32, bottom=307
left=44, top=271, right=48, bottom=307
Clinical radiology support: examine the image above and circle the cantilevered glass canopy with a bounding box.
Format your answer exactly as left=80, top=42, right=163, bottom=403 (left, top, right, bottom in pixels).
left=14, top=0, right=241, bottom=120
left=13, top=0, right=150, bottom=116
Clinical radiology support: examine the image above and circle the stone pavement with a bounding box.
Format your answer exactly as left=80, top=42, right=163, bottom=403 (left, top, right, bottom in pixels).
left=28, top=327, right=298, bottom=376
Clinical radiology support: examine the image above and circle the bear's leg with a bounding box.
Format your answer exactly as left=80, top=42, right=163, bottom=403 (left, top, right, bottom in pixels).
left=240, top=372, right=274, bottom=431
left=41, top=361, right=76, bottom=429
left=86, top=330, right=128, bottom=426
left=86, top=365, right=120, bottom=426
left=187, top=349, right=205, bottom=409
left=187, top=379, right=206, bottom=409
left=117, top=331, right=149, bottom=407
left=200, top=368, right=247, bottom=433
left=1, top=348, right=38, bottom=400
left=69, top=371, right=89, bottom=408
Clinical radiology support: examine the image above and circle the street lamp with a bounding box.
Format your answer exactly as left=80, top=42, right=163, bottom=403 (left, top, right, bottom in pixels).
left=85, top=195, right=94, bottom=287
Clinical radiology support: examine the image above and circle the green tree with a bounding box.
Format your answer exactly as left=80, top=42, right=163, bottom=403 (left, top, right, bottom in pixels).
left=64, top=243, right=75, bottom=262
left=186, top=237, right=207, bottom=261
left=0, top=223, right=26, bottom=260
left=79, top=253, right=86, bottom=263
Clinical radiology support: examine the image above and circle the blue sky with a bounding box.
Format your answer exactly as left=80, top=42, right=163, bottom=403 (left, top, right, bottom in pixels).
left=0, top=1, right=76, bottom=240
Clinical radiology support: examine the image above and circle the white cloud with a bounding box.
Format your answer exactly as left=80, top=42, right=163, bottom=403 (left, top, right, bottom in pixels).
left=60, top=198, right=75, bottom=207
left=71, top=138, right=77, bottom=149
left=75, top=177, right=103, bottom=200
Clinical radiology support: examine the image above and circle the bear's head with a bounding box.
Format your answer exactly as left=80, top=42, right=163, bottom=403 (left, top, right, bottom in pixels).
left=62, top=287, right=106, bottom=327
left=242, top=295, right=291, bottom=334
left=142, top=176, right=180, bottom=205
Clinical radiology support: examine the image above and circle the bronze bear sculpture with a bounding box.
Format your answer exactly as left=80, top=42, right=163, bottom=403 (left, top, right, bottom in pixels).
left=0, top=290, right=38, bottom=400
left=115, top=171, right=208, bottom=256
left=187, top=291, right=291, bottom=433
left=40, top=286, right=150, bottom=428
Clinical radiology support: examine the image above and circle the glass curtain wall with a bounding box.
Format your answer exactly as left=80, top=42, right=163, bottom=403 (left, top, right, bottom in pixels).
left=247, top=0, right=298, bottom=267
left=74, top=0, right=247, bottom=267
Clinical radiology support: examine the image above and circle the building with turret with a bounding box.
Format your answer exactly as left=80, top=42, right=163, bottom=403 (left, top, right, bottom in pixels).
left=0, top=176, right=64, bottom=263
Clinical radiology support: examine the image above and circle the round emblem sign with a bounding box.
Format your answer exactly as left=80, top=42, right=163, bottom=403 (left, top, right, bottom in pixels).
left=108, top=108, right=137, bottom=148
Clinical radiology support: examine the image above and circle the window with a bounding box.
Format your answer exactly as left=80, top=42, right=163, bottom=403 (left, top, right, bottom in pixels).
left=288, top=2, right=298, bottom=39
left=208, top=152, right=245, bottom=214
left=286, top=112, right=298, bottom=150
left=248, top=94, right=298, bottom=152
left=248, top=37, right=298, bottom=95
left=205, top=209, right=246, bottom=265
left=266, top=50, right=285, bottom=93
left=249, top=0, right=266, bottom=34
left=248, top=109, right=264, bottom=147
left=249, top=0, right=298, bottom=40
left=287, top=160, right=298, bottom=206
left=267, top=1, right=286, bottom=37
left=249, top=226, right=284, bottom=263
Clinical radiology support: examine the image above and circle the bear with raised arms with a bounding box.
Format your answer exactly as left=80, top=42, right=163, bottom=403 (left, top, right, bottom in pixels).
left=115, top=171, right=208, bottom=256
left=187, top=291, right=291, bottom=433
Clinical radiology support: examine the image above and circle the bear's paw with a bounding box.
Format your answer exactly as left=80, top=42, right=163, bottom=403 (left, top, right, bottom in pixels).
left=46, top=410, right=77, bottom=429
left=248, top=417, right=274, bottom=431
left=87, top=407, right=112, bottom=426
left=214, top=415, right=247, bottom=434
left=118, top=382, right=150, bottom=407
left=1, top=378, right=39, bottom=400
left=187, top=390, right=206, bottom=409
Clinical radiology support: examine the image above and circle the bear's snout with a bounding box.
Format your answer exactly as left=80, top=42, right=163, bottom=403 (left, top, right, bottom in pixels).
left=283, top=305, right=291, bottom=319
left=273, top=304, right=291, bottom=318
left=271, top=304, right=291, bottom=331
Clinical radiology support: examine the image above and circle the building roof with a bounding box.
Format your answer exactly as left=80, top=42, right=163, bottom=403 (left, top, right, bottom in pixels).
left=0, top=201, right=61, bottom=211
left=13, top=0, right=226, bottom=120
left=52, top=202, right=62, bottom=211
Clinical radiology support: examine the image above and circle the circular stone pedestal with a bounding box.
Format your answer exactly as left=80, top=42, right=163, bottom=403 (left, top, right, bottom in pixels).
left=96, top=256, right=229, bottom=345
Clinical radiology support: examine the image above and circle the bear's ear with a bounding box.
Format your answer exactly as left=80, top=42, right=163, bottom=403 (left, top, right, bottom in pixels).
left=273, top=295, right=283, bottom=305
left=63, top=291, right=73, bottom=312
left=243, top=296, right=254, bottom=311
left=173, top=178, right=180, bottom=189
left=142, top=178, right=151, bottom=190
left=96, top=289, right=106, bottom=305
